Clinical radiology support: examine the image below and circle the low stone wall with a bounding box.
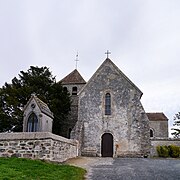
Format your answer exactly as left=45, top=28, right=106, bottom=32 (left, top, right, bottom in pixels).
left=0, top=132, right=78, bottom=162
left=150, top=138, right=180, bottom=157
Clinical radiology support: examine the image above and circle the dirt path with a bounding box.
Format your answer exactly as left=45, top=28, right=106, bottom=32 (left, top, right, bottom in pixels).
left=65, top=157, right=114, bottom=179
left=65, top=157, right=99, bottom=170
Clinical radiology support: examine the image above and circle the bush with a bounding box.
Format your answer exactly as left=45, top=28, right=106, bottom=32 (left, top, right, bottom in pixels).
left=156, top=145, right=169, bottom=157
left=157, top=145, right=180, bottom=158
left=168, top=145, right=180, bottom=158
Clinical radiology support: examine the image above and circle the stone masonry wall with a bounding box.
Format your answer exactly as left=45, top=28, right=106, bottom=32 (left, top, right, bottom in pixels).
left=150, top=138, right=180, bottom=156
left=150, top=121, right=168, bottom=138
left=74, top=59, right=150, bottom=157
left=0, top=132, right=78, bottom=162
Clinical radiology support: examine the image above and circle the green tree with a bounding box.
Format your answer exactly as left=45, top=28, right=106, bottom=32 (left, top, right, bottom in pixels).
left=171, top=112, right=180, bottom=138
left=0, top=66, right=71, bottom=136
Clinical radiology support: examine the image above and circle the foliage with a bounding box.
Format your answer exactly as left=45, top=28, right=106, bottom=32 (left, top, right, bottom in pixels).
left=157, top=145, right=180, bottom=158
left=0, top=66, right=71, bottom=136
left=168, top=145, right=180, bottom=158
left=171, top=112, right=180, bottom=138
left=156, top=145, right=169, bottom=157
left=0, top=157, right=86, bottom=180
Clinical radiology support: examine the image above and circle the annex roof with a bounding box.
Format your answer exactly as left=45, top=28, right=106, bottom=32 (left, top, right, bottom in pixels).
left=60, top=69, right=86, bottom=85
left=23, top=94, right=54, bottom=118
left=146, top=113, right=168, bottom=121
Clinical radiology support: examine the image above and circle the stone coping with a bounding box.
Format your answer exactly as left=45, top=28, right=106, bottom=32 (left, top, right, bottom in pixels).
left=151, top=137, right=180, bottom=141
left=0, top=132, right=78, bottom=145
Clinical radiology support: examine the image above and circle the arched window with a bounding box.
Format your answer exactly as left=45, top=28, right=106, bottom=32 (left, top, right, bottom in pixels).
left=105, top=93, right=111, bottom=115
left=150, top=129, right=154, bottom=137
left=68, top=128, right=72, bottom=139
left=27, top=113, right=38, bottom=132
left=63, top=87, right=68, bottom=92
left=72, top=87, right=77, bottom=95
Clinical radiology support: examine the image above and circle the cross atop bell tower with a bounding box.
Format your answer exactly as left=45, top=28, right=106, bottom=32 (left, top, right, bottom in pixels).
left=105, top=50, right=111, bottom=58
left=75, top=52, right=79, bottom=69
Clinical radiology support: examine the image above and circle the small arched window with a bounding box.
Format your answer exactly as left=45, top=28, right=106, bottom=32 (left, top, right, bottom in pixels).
left=72, top=87, right=77, bottom=95
left=27, top=113, right=38, bottom=132
left=63, top=87, right=68, bottom=92
left=150, top=129, right=154, bottom=137
left=68, top=128, right=72, bottom=139
left=105, top=93, right=111, bottom=115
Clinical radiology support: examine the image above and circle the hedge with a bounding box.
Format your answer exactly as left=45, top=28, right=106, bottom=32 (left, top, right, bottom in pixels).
left=156, top=145, right=180, bottom=158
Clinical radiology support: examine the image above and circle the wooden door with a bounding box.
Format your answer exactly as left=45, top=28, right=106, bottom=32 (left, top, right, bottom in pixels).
left=101, top=133, right=113, bottom=157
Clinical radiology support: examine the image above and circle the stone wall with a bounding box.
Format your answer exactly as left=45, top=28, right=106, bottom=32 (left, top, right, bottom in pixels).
left=0, top=132, right=78, bottom=162
left=150, top=138, right=180, bottom=156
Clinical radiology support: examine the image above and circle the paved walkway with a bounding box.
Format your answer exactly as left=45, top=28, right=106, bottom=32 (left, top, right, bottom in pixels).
left=66, top=157, right=180, bottom=180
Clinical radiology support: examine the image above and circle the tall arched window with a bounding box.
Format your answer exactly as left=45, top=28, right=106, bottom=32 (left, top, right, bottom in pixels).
left=105, top=93, right=111, bottom=115
left=72, top=86, right=77, bottom=95
left=150, top=129, right=154, bottom=137
left=27, top=113, right=38, bottom=132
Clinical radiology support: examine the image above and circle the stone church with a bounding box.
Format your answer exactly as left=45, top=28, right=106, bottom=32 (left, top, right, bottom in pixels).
left=60, top=58, right=168, bottom=157
left=23, top=57, right=169, bottom=157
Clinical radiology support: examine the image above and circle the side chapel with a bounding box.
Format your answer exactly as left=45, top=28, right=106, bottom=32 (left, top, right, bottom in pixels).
left=23, top=57, right=168, bottom=157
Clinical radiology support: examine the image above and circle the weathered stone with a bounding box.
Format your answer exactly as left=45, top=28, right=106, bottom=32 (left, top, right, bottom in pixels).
left=9, top=142, right=18, bottom=146
left=27, top=141, right=34, bottom=145
left=72, top=58, right=150, bottom=157
left=23, top=154, right=32, bottom=158
left=20, top=143, right=26, bottom=146
left=7, top=150, right=14, bottom=153
left=11, top=153, right=21, bottom=158
left=0, top=149, right=5, bottom=152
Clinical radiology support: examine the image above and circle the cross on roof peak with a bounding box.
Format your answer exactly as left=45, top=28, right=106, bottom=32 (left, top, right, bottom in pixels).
left=105, top=50, right=111, bottom=58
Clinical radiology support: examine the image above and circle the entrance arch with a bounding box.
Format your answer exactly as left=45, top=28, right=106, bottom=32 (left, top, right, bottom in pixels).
left=101, top=133, right=113, bottom=157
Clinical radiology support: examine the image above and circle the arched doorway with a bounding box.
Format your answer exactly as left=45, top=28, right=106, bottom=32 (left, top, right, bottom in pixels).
left=101, top=133, right=113, bottom=157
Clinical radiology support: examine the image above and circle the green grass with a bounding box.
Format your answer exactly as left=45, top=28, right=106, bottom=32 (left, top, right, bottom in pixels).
left=0, top=157, right=86, bottom=180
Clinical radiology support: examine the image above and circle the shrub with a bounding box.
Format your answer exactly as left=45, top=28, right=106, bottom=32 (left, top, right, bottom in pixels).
left=156, top=145, right=169, bottom=157
left=168, top=145, right=180, bottom=158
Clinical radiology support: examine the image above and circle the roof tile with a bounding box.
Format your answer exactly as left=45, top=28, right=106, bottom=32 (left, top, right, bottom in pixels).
left=146, top=113, right=168, bottom=121
left=60, top=69, right=86, bottom=85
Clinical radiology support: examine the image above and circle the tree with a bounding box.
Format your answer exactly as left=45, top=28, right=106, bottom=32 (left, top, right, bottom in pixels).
left=0, top=66, right=71, bottom=136
left=171, top=112, right=180, bottom=138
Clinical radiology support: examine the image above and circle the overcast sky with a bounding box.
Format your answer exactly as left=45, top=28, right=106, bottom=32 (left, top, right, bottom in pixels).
left=0, top=0, right=180, bottom=135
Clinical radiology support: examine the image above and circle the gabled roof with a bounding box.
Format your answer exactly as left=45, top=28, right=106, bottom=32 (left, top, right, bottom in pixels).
left=146, top=113, right=168, bottom=121
left=60, top=69, right=86, bottom=85
left=23, top=94, right=54, bottom=118
left=79, top=58, right=142, bottom=96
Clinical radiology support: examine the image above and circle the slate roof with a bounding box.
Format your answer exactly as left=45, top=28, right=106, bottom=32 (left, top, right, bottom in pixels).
left=60, top=69, right=86, bottom=85
left=146, top=113, right=168, bottom=121
left=23, top=94, right=54, bottom=118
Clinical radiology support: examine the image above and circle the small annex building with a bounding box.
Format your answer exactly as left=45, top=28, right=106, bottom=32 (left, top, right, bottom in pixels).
left=23, top=93, right=54, bottom=133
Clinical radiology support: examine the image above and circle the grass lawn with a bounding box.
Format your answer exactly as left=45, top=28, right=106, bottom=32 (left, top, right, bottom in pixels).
left=0, top=157, right=86, bottom=180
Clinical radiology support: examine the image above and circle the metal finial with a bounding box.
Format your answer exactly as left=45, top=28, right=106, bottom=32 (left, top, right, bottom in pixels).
left=75, top=52, right=79, bottom=69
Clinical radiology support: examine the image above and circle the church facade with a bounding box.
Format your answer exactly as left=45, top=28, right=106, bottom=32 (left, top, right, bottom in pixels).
left=60, top=58, right=168, bottom=157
